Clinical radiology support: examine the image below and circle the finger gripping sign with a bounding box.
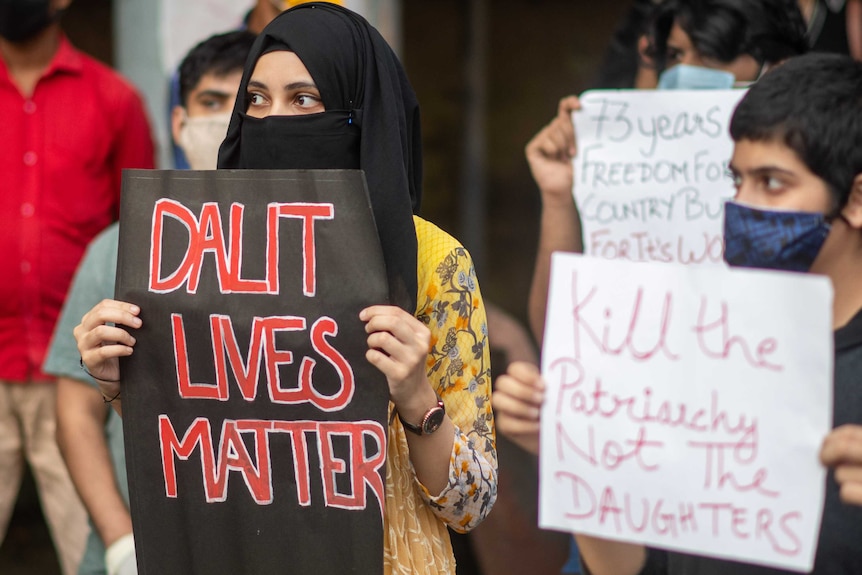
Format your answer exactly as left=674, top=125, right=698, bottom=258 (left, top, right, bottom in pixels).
left=116, top=170, right=390, bottom=575
left=539, top=253, right=833, bottom=572
left=574, top=90, right=745, bottom=264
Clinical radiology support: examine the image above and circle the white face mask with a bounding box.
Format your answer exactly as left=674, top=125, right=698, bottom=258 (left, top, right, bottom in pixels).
left=177, top=111, right=232, bottom=170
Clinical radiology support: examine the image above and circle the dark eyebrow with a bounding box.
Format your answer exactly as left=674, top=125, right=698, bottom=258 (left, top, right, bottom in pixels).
left=247, top=80, right=318, bottom=92
left=727, top=163, right=797, bottom=178
left=284, top=81, right=318, bottom=91
left=745, top=166, right=797, bottom=178
left=194, top=89, right=231, bottom=100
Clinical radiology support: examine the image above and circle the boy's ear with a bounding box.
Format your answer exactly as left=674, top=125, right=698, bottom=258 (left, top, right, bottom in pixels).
left=170, top=106, right=187, bottom=146
left=842, top=173, right=862, bottom=229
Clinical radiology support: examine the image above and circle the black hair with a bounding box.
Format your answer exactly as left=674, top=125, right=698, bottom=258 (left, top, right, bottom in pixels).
left=178, top=30, right=256, bottom=107
left=594, top=0, right=657, bottom=89
left=645, top=0, right=808, bottom=72
left=730, top=53, right=862, bottom=208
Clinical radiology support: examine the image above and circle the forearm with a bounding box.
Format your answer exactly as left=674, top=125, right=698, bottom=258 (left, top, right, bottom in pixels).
left=528, top=191, right=583, bottom=343
left=93, top=378, right=123, bottom=417
left=576, top=534, right=647, bottom=575
left=485, top=302, right=538, bottom=364
left=94, top=381, right=123, bottom=417
left=107, top=396, right=123, bottom=417
left=421, top=423, right=498, bottom=533
left=56, top=378, right=132, bottom=546
left=398, top=382, right=455, bottom=495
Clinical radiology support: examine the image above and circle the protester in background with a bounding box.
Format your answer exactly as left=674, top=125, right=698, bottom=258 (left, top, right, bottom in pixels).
left=513, top=3, right=809, bottom=572
left=0, top=1, right=154, bottom=573
left=523, top=0, right=809, bottom=343
left=593, top=0, right=661, bottom=90
left=171, top=31, right=255, bottom=171
left=76, top=5, right=497, bottom=574
left=596, top=0, right=811, bottom=91
left=170, top=0, right=282, bottom=169
left=495, top=51, right=862, bottom=575
left=798, top=0, right=862, bottom=59
left=42, top=30, right=254, bottom=575
left=645, top=0, right=808, bottom=88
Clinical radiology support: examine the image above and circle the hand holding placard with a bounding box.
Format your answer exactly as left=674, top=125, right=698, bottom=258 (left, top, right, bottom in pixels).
left=526, top=96, right=581, bottom=203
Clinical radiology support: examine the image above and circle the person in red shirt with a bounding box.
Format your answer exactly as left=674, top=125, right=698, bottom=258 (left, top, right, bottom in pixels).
left=0, top=1, right=155, bottom=573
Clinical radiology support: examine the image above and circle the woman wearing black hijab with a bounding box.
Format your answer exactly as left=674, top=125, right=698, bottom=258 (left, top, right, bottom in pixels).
left=78, top=4, right=497, bottom=574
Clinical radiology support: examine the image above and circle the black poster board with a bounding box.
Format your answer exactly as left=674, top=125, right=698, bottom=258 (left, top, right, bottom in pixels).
left=116, top=170, right=390, bottom=574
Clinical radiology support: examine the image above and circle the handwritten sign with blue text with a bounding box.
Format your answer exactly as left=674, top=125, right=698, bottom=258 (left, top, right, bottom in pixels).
left=540, top=253, right=832, bottom=572
left=573, top=90, right=745, bottom=264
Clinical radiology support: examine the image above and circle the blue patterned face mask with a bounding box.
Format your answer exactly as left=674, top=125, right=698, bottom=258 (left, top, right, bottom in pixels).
left=657, top=64, right=736, bottom=90
left=723, top=201, right=831, bottom=272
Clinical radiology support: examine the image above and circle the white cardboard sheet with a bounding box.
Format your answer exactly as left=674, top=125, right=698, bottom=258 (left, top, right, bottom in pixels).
left=573, top=90, right=745, bottom=265
left=540, top=253, right=833, bottom=572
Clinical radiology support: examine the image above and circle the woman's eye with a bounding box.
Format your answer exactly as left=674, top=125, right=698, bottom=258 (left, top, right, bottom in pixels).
left=248, top=93, right=266, bottom=106
left=296, top=94, right=320, bottom=108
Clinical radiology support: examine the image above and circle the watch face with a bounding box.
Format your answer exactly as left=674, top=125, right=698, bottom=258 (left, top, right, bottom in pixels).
left=422, top=407, right=445, bottom=435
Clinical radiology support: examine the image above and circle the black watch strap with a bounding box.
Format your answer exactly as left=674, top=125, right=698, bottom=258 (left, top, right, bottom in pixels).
left=398, top=396, right=445, bottom=436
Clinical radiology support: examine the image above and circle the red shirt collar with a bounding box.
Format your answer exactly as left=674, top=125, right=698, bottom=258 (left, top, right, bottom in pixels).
left=43, top=34, right=83, bottom=77
left=0, top=34, right=83, bottom=86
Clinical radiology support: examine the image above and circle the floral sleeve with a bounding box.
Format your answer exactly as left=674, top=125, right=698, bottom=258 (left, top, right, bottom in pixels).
left=414, top=236, right=498, bottom=533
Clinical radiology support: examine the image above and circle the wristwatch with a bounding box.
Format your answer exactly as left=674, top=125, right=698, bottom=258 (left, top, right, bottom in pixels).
left=398, top=396, right=446, bottom=436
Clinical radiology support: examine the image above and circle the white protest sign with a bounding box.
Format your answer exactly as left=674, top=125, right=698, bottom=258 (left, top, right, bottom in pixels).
left=573, top=90, right=745, bottom=264
left=539, top=253, right=833, bottom=572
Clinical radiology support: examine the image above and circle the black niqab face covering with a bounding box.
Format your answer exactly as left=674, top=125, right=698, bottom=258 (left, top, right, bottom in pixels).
left=219, top=3, right=422, bottom=313
left=238, top=111, right=361, bottom=170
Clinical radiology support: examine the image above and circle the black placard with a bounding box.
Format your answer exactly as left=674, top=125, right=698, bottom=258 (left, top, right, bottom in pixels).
left=116, top=169, right=390, bottom=574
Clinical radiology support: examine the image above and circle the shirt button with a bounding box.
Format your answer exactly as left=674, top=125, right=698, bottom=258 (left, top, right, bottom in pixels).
left=23, top=152, right=37, bottom=166
left=20, top=261, right=31, bottom=274
left=23, top=100, right=36, bottom=114
left=21, top=203, right=34, bottom=217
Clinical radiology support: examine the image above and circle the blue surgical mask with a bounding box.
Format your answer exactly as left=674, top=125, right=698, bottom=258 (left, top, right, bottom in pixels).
left=657, top=64, right=736, bottom=90
left=722, top=201, right=831, bottom=272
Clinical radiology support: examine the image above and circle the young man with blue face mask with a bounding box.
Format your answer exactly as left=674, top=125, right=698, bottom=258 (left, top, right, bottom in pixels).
left=493, top=52, right=862, bottom=574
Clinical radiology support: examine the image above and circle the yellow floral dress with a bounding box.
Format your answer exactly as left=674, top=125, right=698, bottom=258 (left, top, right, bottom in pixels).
left=383, top=216, right=498, bottom=575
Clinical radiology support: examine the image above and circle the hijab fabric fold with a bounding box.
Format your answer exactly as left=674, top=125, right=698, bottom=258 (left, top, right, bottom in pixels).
left=218, top=2, right=422, bottom=313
